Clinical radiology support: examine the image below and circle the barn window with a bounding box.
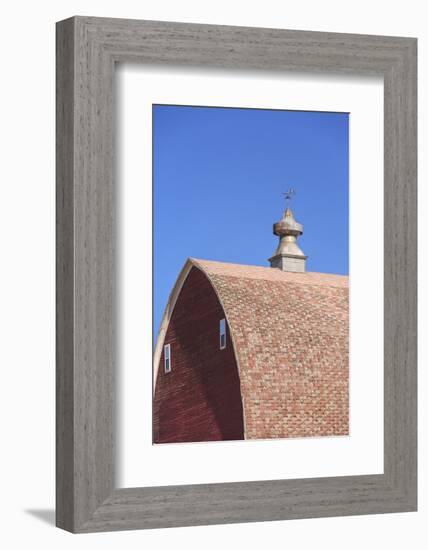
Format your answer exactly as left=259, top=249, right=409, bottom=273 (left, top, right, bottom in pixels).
left=164, top=343, right=171, bottom=373
left=219, top=318, right=226, bottom=349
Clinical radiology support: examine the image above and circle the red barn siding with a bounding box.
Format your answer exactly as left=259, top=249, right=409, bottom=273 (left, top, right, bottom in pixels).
left=153, top=266, right=244, bottom=444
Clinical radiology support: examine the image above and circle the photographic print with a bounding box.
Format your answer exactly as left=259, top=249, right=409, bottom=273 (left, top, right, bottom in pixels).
left=152, top=104, right=349, bottom=445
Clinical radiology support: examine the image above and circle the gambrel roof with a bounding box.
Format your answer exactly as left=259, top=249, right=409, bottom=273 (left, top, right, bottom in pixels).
left=154, top=258, right=349, bottom=439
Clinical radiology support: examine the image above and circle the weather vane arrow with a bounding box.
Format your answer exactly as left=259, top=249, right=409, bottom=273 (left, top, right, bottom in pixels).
left=282, top=188, right=296, bottom=203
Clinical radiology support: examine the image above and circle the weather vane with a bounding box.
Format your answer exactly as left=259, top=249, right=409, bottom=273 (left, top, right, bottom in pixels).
left=282, top=188, right=296, bottom=203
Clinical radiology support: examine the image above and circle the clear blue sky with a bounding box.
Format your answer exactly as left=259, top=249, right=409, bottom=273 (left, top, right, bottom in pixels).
left=153, top=104, right=349, bottom=337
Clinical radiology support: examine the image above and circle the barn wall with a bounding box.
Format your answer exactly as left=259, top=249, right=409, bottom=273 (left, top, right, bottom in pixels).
left=153, top=266, right=244, bottom=443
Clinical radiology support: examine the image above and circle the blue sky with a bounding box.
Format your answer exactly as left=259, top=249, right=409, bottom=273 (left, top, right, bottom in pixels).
left=153, top=104, right=349, bottom=337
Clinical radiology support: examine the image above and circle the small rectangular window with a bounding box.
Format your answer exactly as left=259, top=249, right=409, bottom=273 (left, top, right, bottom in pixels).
left=219, top=318, right=226, bottom=350
left=164, top=343, right=171, bottom=373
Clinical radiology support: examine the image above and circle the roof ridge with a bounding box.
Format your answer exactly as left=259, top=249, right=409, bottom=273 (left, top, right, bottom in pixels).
left=190, top=257, right=348, bottom=287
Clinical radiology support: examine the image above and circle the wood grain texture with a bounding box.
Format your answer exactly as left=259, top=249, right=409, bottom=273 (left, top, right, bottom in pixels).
left=56, top=16, right=417, bottom=532
left=56, top=17, right=75, bottom=532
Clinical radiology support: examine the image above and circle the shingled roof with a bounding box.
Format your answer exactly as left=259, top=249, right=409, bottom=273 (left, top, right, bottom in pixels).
left=154, top=258, right=349, bottom=439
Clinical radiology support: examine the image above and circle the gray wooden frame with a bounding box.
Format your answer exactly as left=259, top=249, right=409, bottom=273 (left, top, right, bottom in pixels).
left=56, top=16, right=417, bottom=533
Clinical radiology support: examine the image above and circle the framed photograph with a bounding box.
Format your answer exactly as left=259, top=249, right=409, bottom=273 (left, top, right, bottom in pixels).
left=56, top=16, right=417, bottom=532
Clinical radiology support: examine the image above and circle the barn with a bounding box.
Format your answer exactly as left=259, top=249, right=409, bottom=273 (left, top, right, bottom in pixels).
left=153, top=208, right=349, bottom=444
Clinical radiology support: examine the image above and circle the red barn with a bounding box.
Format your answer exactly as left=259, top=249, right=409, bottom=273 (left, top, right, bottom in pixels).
left=153, top=208, right=349, bottom=444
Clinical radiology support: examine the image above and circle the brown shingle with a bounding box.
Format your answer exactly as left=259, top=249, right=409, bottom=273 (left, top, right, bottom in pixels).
left=190, top=258, right=349, bottom=439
